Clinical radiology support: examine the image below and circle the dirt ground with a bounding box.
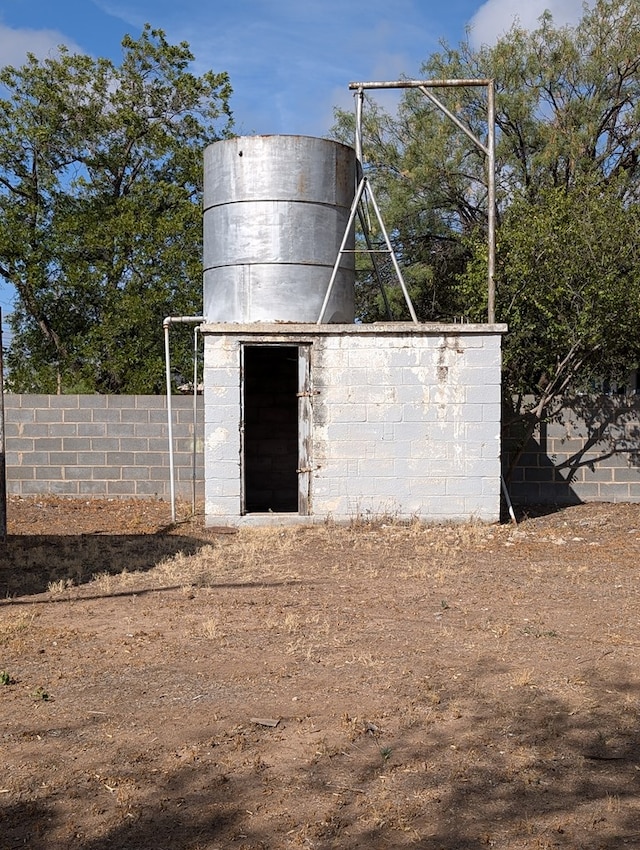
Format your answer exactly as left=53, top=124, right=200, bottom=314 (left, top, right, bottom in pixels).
left=1, top=496, right=640, bottom=850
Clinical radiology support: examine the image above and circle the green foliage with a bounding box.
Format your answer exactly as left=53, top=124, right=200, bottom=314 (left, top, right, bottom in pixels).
left=500, top=180, right=640, bottom=396
left=333, top=0, right=640, bottom=436
left=0, top=25, right=233, bottom=393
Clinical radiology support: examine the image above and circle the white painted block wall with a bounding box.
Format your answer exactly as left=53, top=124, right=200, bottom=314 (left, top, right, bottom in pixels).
left=203, top=324, right=505, bottom=524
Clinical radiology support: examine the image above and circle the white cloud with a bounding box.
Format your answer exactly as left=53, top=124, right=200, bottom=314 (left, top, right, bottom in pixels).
left=468, top=0, right=595, bottom=47
left=0, top=23, right=84, bottom=67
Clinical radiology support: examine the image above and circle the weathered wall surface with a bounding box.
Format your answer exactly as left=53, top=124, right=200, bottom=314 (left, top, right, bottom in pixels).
left=505, top=395, right=640, bottom=505
left=4, top=390, right=639, bottom=509
left=4, top=394, right=203, bottom=499
left=203, top=323, right=505, bottom=524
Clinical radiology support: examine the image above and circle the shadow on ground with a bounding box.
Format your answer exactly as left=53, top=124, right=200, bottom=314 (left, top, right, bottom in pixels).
left=0, top=532, right=210, bottom=597
left=1, top=667, right=638, bottom=848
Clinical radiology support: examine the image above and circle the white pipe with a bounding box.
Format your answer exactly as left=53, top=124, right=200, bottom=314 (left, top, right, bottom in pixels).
left=501, top=474, right=517, bottom=525
left=192, top=325, right=200, bottom=515
left=163, top=316, right=205, bottom=523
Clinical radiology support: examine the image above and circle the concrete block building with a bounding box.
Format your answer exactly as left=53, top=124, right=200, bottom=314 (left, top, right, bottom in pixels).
left=202, top=322, right=504, bottom=524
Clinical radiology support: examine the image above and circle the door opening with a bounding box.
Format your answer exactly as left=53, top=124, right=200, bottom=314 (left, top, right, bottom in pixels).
left=242, top=345, right=301, bottom=513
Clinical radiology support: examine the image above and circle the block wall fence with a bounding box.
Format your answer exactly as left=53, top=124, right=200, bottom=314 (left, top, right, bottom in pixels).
left=3, top=392, right=640, bottom=506
left=504, top=395, right=640, bottom=505
left=3, top=394, right=203, bottom=499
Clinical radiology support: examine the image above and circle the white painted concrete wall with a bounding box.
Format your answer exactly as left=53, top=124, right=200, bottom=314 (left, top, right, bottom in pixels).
left=203, top=324, right=505, bottom=524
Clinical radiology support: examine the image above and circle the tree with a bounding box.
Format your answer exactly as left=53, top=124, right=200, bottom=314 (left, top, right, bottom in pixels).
left=0, top=25, right=233, bottom=393
left=332, top=0, right=640, bottom=473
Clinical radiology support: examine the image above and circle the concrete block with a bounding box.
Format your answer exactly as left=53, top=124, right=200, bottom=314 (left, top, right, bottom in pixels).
left=613, top=466, right=640, bottom=483
left=36, top=438, right=64, bottom=452
left=320, top=367, right=368, bottom=390
left=122, top=466, right=149, bottom=480
left=78, top=481, right=108, bottom=495
left=481, top=477, right=501, bottom=496
left=63, top=408, right=93, bottom=423
left=49, top=452, right=79, bottom=466
left=209, top=367, right=239, bottom=389
left=409, top=477, right=447, bottom=496
left=80, top=396, right=108, bottom=409
left=78, top=452, right=106, bottom=466
left=175, top=408, right=202, bottom=426
left=133, top=395, right=165, bottom=409
left=38, top=480, right=80, bottom=495
left=106, top=452, right=136, bottom=466
left=446, top=476, right=485, bottom=496
left=119, top=438, right=152, bottom=452
left=3, top=423, right=21, bottom=439
left=106, top=395, right=136, bottom=409
left=18, top=480, right=50, bottom=495
left=5, top=466, right=35, bottom=480
left=6, top=408, right=36, bottom=427
left=78, top=423, right=107, bottom=438
left=204, top=403, right=237, bottom=425
left=583, top=466, right=614, bottom=482
left=134, top=480, right=166, bottom=496
left=149, top=437, right=171, bottom=452
left=359, top=457, right=395, bottom=477
left=205, top=461, right=240, bottom=480
left=20, top=423, right=56, bottom=438
left=463, top=347, right=501, bottom=368
left=106, top=480, right=137, bottom=496
left=134, top=426, right=167, bottom=443
left=365, top=403, right=404, bottom=423
left=597, top=483, right=633, bottom=501
left=395, top=421, right=432, bottom=443
left=205, top=385, right=238, bottom=405
left=63, top=466, right=95, bottom=481
left=91, top=467, right=122, bottom=480
left=465, top=384, right=501, bottom=405
left=36, top=466, right=63, bottom=480
left=6, top=438, right=35, bottom=452
left=93, top=408, right=122, bottom=423
left=465, top=497, right=498, bottom=521
left=92, top=438, right=121, bottom=452
left=34, top=408, right=63, bottom=424
left=132, top=452, right=163, bottom=467
left=122, top=409, right=153, bottom=424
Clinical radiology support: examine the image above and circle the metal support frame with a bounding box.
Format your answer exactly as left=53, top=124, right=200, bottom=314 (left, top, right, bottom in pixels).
left=320, top=78, right=496, bottom=325
left=163, top=316, right=205, bottom=523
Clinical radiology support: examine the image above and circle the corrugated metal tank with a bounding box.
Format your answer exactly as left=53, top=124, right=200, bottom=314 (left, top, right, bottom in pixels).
left=203, top=135, right=356, bottom=323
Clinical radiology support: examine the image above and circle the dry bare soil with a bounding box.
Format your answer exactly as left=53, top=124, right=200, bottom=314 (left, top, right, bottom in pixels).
left=1, top=496, right=640, bottom=850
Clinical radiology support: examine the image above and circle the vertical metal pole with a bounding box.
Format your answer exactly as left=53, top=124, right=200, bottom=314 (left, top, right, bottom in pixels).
left=0, top=309, right=6, bottom=543
left=192, top=325, right=199, bottom=516
left=164, top=315, right=205, bottom=523
left=487, top=79, right=496, bottom=324
left=355, top=87, right=364, bottom=171
left=163, top=320, right=176, bottom=523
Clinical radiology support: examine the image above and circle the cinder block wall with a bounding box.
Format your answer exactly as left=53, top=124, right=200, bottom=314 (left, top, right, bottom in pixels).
left=203, top=323, right=505, bottom=524
left=4, top=394, right=203, bottom=499
left=505, top=396, right=640, bottom=505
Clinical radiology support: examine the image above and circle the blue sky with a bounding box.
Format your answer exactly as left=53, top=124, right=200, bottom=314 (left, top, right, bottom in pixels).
left=0, top=0, right=591, bottom=332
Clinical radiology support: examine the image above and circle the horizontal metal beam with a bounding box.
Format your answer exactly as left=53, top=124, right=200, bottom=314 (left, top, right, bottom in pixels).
left=349, top=79, right=493, bottom=90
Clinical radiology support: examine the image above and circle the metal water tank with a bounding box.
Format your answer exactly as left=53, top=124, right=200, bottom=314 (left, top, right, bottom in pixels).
left=203, top=135, right=356, bottom=323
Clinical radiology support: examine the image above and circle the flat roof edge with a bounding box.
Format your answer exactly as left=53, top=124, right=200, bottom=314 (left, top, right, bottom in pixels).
left=200, top=322, right=508, bottom=335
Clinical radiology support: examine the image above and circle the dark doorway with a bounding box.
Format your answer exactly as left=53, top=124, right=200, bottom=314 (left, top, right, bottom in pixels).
left=242, top=346, right=299, bottom=513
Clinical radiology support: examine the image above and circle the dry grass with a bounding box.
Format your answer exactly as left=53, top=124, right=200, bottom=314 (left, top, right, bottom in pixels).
left=2, top=499, right=640, bottom=849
